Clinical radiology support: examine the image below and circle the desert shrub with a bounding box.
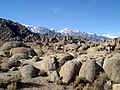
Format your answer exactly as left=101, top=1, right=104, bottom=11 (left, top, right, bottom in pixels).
left=73, top=76, right=90, bottom=89
left=0, top=72, right=21, bottom=89
left=93, top=72, right=110, bottom=90
left=73, top=73, right=111, bottom=90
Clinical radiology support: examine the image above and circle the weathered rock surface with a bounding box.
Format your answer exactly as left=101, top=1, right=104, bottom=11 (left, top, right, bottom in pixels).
left=31, top=56, right=40, bottom=62
left=0, top=41, right=27, bottom=51
left=1, top=53, right=29, bottom=70
left=49, top=71, right=59, bottom=82
left=64, top=43, right=79, bottom=52
left=10, top=47, right=37, bottom=57
left=79, top=60, right=96, bottom=82
left=60, top=60, right=81, bottom=84
left=0, top=18, right=40, bottom=42
left=58, top=53, right=74, bottom=66
left=32, top=56, right=59, bottom=73
left=112, top=83, right=120, bottom=90
left=32, top=57, right=48, bottom=72
left=20, top=65, right=39, bottom=78
left=87, top=46, right=99, bottom=53
left=34, top=48, right=44, bottom=57
left=95, top=57, right=104, bottom=67
left=103, top=53, right=120, bottom=82
left=0, top=41, right=27, bottom=57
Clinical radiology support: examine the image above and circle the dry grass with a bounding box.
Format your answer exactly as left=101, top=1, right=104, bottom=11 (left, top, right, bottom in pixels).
left=73, top=76, right=89, bottom=89
left=0, top=72, right=21, bottom=89
left=72, top=72, right=111, bottom=90
left=93, top=72, right=111, bottom=90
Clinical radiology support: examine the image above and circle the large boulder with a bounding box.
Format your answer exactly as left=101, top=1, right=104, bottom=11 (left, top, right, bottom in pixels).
left=10, top=53, right=29, bottom=60
left=79, top=60, right=96, bottom=82
left=32, top=57, right=48, bottom=72
left=75, top=54, right=88, bottom=63
left=87, top=47, right=99, bottom=53
left=95, top=57, right=104, bottom=67
left=46, top=57, right=59, bottom=72
left=60, top=53, right=74, bottom=60
left=0, top=41, right=27, bottom=51
left=112, top=83, right=120, bottom=90
left=10, top=47, right=37, bottom=57
left=115, top=44, right=120, bottom=51
left=33, top=56, right=59, bottom=73
left=64, top=43, right=79, bottom=52
left=34, top=48, right=44, bottom=57
left=30, top=56, right=40, bottom=62
left=49, top=71, right=60, bottom=82
left=1, top=58, right=21, bottom=70
left=20, top=65, right=39, bottom=78
left=0, top=51, right=9, bottom=57
left=103, top=53, right=120, bottom=82
left=87, top=51, right=110, bottom=58
left=78, top=44, right=89, bottom=51
left=0, top=41, right=27, bottom=57
left=57, top=53, right=74, bottom=66
left=112, top=38, right=120, bottom=45
left=60, top=60, right=81, bottom=84
left=1, top=53, right=29, bottom=70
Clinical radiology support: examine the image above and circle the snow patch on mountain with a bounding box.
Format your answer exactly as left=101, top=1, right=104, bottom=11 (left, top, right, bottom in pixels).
left=57, top=28, right=110, bottom=41
left=23, top=24, right=56, bottom=34
left=23, top=24, right=114, bottom=41
left=102, top=34, right=117, bottom=39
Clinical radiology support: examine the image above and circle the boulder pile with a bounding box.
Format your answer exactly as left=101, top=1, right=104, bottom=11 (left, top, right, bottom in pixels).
left=0, top=37, right=119, bottom=90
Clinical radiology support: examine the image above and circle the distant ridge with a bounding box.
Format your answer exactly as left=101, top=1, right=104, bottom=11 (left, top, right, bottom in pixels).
left=0, top=18, right=40, bottom=42
left=0, top=18, right=115, bottom=42
left=0, top=18, right=88, bottom=43
left=24, top=24, right=112, bottom=41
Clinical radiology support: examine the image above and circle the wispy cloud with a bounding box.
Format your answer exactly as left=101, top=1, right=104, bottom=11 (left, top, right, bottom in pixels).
left=87, top=0, right=97, bottom=10
left=84, top=11, right=89, bottom=15
left=51, top=8, right=63, bottom=14
left=84, top=0, right=97, bottom=15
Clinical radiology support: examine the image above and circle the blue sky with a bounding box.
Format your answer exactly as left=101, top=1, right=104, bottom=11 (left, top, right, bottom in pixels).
left=0, top=0, right=120, bottom=36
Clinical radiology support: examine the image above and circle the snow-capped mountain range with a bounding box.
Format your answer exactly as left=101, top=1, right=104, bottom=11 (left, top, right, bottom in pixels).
left=23, top=24, right=117, bottom=41
left=23, top=24, right=57, bottom=35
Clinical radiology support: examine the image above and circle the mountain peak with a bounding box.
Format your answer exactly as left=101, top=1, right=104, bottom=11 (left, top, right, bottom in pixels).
left=0, top=18, right=40, bottom=42
left=23, top=24, right=113, bottom=41
left=23, top=24, right=56, bottom=34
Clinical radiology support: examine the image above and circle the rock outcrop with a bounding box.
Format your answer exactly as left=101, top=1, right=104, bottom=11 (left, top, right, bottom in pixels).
left=60, top=60, right=81, bottom=84
left=0, top=18, right=40, bottom=42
